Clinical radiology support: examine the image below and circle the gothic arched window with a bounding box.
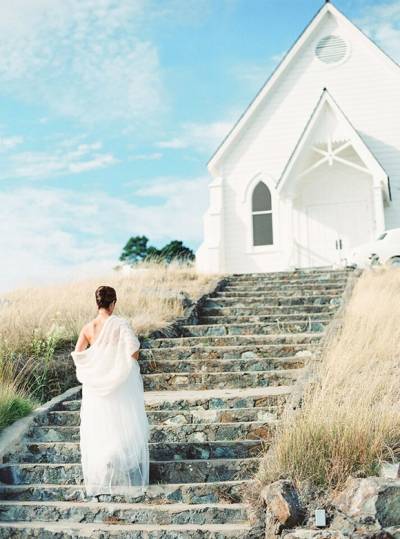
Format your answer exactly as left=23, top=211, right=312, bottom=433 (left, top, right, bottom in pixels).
left=252, top=181, right=273, bottom=246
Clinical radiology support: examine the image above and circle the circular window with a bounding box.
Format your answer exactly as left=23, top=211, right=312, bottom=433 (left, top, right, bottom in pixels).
left=315, top=35, right=348, bottom=64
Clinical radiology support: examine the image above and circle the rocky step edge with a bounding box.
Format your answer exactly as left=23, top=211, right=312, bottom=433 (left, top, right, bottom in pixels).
left=0, top=520, right=253, bottom=538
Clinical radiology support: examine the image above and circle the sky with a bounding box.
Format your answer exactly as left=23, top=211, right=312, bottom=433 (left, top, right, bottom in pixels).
left=1, top=0, right=399, bottom=293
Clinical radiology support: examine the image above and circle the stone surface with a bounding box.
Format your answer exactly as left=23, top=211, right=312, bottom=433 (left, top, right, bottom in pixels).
left=331, top=477, right=400, bottom=531
left=0, top=268, right=351, bottom=537
left=261, top=480, right=304, bottom=532
left=380, top=463, right=400, bottom=480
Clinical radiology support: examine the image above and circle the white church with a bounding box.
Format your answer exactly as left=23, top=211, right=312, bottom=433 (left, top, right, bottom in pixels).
left=196, top=1, right=399, bottom=274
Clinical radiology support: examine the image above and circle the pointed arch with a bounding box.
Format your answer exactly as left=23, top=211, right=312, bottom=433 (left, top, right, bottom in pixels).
left=251, top=181, right=273, bottom=246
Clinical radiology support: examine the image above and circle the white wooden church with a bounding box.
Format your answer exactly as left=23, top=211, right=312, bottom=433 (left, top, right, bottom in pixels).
left=196, top=0, right=399, bottom=274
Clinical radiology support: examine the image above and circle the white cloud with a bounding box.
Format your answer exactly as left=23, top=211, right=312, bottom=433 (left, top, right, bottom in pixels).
left=0, top=176, right=209, bottom=292
left=156, top=138, right=188, bottom=149
left=0, top=136, right=23, bottom=151
left=130, top=152, right=163, bottom=161
left=69, top=154, right=116, bottom=173
left=0, top=0, right=164, bottom=124
left=156, top=120, right=234, bottom=153
left=3, top=141, right=117, bottom=180
left=357, top=1, right=400, bottom=61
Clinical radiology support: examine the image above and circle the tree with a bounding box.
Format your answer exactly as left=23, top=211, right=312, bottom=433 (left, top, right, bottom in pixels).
left=119, top=236, right=195, bottom=264
left=158, top=240, right=195, bottom=263
left=119, top=236, right=151, bottom=263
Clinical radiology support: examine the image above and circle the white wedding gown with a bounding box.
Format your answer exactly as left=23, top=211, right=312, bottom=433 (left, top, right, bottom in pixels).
left=71, top=314, right=150, bottom=496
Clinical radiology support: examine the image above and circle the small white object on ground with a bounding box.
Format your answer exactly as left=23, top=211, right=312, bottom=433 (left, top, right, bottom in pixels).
left=315, top=508, right=326, bottom=527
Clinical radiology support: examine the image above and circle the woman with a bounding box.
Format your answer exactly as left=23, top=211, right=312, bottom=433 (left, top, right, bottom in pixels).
left=71, top=285, right=150, bottom=497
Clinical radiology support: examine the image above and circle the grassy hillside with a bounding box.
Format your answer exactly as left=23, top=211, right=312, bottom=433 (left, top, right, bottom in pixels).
left=0, top=261, right=217, bottom=430
left=253, top=266, right=400, bottom=502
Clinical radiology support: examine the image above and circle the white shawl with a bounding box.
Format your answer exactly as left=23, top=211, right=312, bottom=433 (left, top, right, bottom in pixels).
left=71, top=315, right=141, bottom=397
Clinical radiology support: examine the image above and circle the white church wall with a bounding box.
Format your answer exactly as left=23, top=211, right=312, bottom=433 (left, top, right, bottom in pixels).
left=198, top=5, right=400, bottom=273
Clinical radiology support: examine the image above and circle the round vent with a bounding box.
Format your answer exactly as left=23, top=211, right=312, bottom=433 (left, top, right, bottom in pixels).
left=315, top=35, right=348, bottom=64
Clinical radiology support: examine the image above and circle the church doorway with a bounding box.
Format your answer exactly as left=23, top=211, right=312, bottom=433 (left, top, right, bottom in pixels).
left=305, top=199, right=373, bottom=267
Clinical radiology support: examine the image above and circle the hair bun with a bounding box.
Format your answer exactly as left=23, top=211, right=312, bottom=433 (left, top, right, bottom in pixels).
left=95, top=285, right=117, bottom=309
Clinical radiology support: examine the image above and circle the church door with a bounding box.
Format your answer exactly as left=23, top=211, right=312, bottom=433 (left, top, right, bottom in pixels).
left=306, top=200, right=373, bottom=267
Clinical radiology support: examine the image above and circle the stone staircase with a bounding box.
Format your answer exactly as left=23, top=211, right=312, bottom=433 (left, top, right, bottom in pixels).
left=0, top=268, right=352, bottom=538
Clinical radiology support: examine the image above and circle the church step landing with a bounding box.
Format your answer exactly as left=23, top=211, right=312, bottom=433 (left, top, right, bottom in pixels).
left=0, top=457, right=260, bottom=485
left=180, top=320, right=327, bottom=336
left=5, top=440, right=266, bottom=464
left=0, top=521, right=252, bottom=539
left=0, top=479, right=251, bottom=504
left=0, top=500, right=249, bottom=526
left=26, top=420, right=277, bottom=443
left=34, top=405, right=280, bottom=427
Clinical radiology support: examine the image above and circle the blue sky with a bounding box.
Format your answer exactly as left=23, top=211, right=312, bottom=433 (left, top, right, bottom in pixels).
left=1, top=0, right=399, bottom=292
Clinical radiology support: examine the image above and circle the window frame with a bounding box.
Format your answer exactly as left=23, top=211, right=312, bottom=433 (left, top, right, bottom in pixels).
left=244, top=175, right=280, bottom=255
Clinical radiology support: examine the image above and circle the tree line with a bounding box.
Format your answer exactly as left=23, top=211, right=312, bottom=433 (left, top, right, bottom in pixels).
left=119, top=235, right=195, bottom=264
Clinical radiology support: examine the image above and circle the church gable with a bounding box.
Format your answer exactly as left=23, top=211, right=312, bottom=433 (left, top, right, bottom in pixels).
left=277, top=89, right=390, bottom=201
left=196, top=1, right=400, bottom=275
left=208, top=1, right=400, bottom=179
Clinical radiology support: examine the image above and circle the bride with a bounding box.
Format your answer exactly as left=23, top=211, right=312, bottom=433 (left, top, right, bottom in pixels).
left=71, top=285, right=150, bottom=497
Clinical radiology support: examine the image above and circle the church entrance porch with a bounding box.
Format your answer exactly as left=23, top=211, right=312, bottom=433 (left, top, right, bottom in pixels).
left=305, top=199, right=373, bottom=267
left=291, top=159, right=377, bottom=269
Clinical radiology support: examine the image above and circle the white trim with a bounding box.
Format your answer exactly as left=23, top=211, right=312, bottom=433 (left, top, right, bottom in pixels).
left=243, top=174, right=280, bottom=254
left=276, top=89, right=390, bottom=200
left=207, top=1, right=400, bottom=177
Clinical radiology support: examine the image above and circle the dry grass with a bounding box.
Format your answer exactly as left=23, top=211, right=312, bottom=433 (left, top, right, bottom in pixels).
left=0, top=260, right=218, bottom=355
left=253, top=266, right=400, bottom=502
left=0, top=260, right=217, bottom=426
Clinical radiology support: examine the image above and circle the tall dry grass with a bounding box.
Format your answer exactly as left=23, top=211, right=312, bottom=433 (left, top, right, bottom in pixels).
left=0, top=260, right=217, bottom=427
left=0, top=260, right=217, bottom=354
left=254, top=266, right=400, bottom=501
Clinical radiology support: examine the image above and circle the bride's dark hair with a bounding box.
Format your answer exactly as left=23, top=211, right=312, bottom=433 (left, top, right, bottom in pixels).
left=95, top=285, right=117, bottom=309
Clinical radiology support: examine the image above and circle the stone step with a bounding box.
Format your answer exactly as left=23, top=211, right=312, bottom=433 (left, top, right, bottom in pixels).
left=230, top=269, right=351, bottom=279
left=180, top=321, right=327, bottom=337
left=150, top=406, right=279, bottom=425
left=140, top=343, right=318, bottom=361
left=0, top=479, right=251, bottom=504
left=5, top=440, right=266, bottom=464
left=144, top=332, right=322, bottom=349
left=139, top=356, right=304, bottom=375
left=203, top=296, right=341, bottom=307
left=201, top=304, right=336, bottom=316
left=212, top=288, right=344, bottom=298
left=0, top=500, right=248, bottom=525
left=142, top=368, right=300, bottom=391
left=220, top=283, right=346, bottom=293
left=26, top=420, right=277, bottom=443
left=0, top=521, right=252, bottom=538
left=36, top=405, right=280, bottom=427
left=0, top=457, right=260, bottom=485
left=228, top=276, right=348, bottom=286
left=198, top=313, right=333, bottom=325
left=60, top=385, right=291, bottom=413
